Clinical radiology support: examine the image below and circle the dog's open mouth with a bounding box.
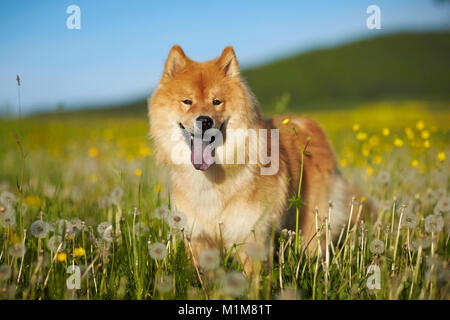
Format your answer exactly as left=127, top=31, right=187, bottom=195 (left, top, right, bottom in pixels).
left=179, top=122, right=225, bottom=171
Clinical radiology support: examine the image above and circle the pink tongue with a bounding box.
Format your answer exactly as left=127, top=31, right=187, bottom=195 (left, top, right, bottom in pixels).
left=191, top=138, right=213, bottom=171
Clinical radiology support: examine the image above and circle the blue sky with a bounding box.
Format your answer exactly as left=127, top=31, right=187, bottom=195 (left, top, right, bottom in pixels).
left=0, top=0, right=449, bottom=114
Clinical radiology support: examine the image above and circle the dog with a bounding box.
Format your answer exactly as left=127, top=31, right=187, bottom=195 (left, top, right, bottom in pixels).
left=148, top=45, right=368, bottom=273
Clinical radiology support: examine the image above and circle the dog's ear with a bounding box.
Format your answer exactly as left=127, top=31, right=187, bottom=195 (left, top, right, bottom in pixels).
left=164, top=45, right=187, bottom=78
left=218, top=46, right=239, bottom=77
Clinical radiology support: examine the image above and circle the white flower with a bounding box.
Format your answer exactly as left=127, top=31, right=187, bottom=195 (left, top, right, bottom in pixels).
left=155, top=205, right=169, bottom=220
left=111, top=186, right=123, bottom=206
left=424, top=189, right=438, bottom=204
left=276, top=285, right=302, bottom=300
left=149, top=242, right=167, bottom=260
left=0, top=265, right=12, bottom=281
left=0, top=211, right=16, bottom=228
left=401, top=212, right=418, bottom=229
left=424, top=214, right=444, bottom=233
left=30, top=220, right=50, bottom=238
left=246, top=242, right=267, bottom=261
left=0, top=204, right=10, bottom=215
left=198, top=249, right=220, bottom=270
left=71, top=218, right=86, bottom=233
left=44, top=184, right=57, bottom=198
left=434, top=197, right=450, bottom=215
left=21, top=203, right=28, bottom=215
left=411, top=236, right=432, bottom=250
left=155, top=274, right=173, bottom=293
left=56, top=219, right=73, bottom=235
left=0, top=191, right=16, bottom=204
left=369, top=239, right=385, bottom=255
left=102, top=226, right=115, bottom=243
left=134, top=222, right=148, bottom=236
left=166, top=210, right=187, bottom=229
left=97, top=222, right=112, bottom=235
left=377, top=171, right=390, bottom=184
left=8, top=243, right=26, bottom=257
left=98, top=196, right=111, bottom=209
left=222, top=272, right=247, bottom=297
left=47, top=235, right=66, bottom=252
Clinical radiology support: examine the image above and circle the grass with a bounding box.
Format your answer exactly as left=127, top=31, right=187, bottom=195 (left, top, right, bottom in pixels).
left=0, top=100, right=449, bottom=300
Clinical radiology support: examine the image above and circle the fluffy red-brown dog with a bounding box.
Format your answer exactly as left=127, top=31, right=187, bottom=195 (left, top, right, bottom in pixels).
left=148, top=45, right=367, bottom=273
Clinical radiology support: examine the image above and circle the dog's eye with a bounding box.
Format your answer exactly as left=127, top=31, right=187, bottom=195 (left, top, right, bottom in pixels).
left=212, top=99, right=222, bottom=106
left=182, top=99, right=192, bottom=105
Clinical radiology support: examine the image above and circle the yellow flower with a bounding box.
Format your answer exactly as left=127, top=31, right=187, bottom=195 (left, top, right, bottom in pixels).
left=88, top=147, right=99, bottom=158
left=356, top=132, right=368, bottom=141
left=382, top=128, right=390, bottom=136
left=139, top=146, right=152, bottom=157
left=394, top=138, right=403, bottom=148
left=424, top=140, right=430, bottom=148
left=282, top=118, right=290, bottom=125
left=352, top=124, right=360, bottom=132
left=362, top=148, right=370, bottom=157
left=366, top=167, right=373, bottom=176
left=339, top=159, right=348, bottom=167
left=74, top=247, right=86, bottom=258
left=369, top=135, right=379, bottom=146
left=438, top=152, right=446, bottom=161
left=373, top=155, right=382, bottom=164
left=421, top=130, right=430, bottom=140
left=411, top=159, right=419, bottom=167
left=405, top=128, right=414, bottom=140
left=416, top=120, right=424, bottom=131
left=88, top=173, right=98, bottom=183
left=57, top=252, right=67, bottom=262
left=134, top=169, right=142, bottom=177
left=24, top=195, right=42, bottom=208
left=154, top=184, right=162, bottom=193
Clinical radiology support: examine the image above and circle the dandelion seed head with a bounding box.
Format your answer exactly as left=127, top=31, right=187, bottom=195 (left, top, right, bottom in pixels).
left=110, top=186, right=123, bottom=206
left=276, top=285, right=302, bottom=300
left=0, top=211, right=16, bottom=228
left=246, top=242, right=267, bottom=261
left=155, top=274, right=173, bottom=293
left=30, top=220, right=50, bottom=238
left=0, top=191, right=16, bottom=204
left=47, top=235, right=66, bottom=252
left=149, top=242, right=167, bottom=260
left=56, top=219, right=73, bottom=235
left=434, top=197, right=450, bottom=215
left=155, top=205, right=169, bottom=220
left=71, top=218, right=86, bottom=233
left=102, top=226, right=115, bottom=243
left=98, top=196, right=111, bottom=209
left=369, top=239, right=385, bottom=255
left=0, top=265, right=12, bottom=281
left=97, top=222, right=112, bottom=235
left=424, top=214, right=444, bottom=233
left=377, top=170, right=391, bottom=184
left=134, top=222, right=148, bottom=236
left=401, top=212, right=418, bottom=229
left=167, top=210, right=187, bottom=229
left=8, top=243, right=26, bottom=257
left=198, top=249, right=220, bottom=270
left=222, top=272, right=247, bottom=297
left=411, top=236, right=432, bottom=250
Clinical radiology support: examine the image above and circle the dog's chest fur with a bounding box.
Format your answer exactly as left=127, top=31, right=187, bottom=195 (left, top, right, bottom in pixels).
left=170, top=164, right=286, bottom=246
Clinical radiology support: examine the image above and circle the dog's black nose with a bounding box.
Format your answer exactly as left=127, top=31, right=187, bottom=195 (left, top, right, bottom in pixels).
left=196, top=116, right=214, bottom=132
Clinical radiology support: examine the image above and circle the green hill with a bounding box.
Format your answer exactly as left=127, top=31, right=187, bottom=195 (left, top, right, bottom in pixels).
left=243, top=31, right=450, bottom=112
left=39, top=31, right=450, bottom=117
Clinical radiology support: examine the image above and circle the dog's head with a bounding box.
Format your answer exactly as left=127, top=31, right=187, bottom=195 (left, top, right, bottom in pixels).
left=149, top=46, right=259, bottom=171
